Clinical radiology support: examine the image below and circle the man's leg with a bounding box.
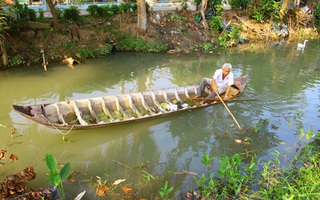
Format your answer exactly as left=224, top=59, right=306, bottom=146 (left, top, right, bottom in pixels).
left=196, top=78, right=212, bottom=97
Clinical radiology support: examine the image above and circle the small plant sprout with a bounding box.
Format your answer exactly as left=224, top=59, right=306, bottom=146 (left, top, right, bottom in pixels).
left=45, top=153, right=70, bottom=200
left=159, top=181, right=174, bottom=200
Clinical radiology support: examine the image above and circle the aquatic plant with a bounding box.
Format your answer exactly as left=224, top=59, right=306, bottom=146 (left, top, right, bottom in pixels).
left=45, top=153, right=70, bottom=199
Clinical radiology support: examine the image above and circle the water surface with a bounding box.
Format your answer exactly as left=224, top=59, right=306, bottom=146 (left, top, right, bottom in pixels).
left=0, top=39, right=319, bottom=199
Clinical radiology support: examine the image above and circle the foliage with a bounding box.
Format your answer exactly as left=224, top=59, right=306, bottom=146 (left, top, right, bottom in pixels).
left=181, top=0, right=188, bottom=11
left=62, top=6, right=80, bottom=22
left=8, top=54, right=25, bottom=67
left=110, top=4, right=121, bottom=15
left=158, top=181, right=174, bottom=200
left=209, top=15, right=223, bottom=31
left=229, top=0, right=249, bottom=10
left=192, top=129, right=320, bottom=199
left=119, top=2, right=132, bottom=13
left=45, top=153, right=70, bottom=199
left=86, top=4, right=104, bottom=18
left=5, top=0, right=37, bottom=31
left=115, top=32, right=167, bottom=53
left=316, top=2, right=320, bottom=33
left=251, top=0, right=281, bottom=23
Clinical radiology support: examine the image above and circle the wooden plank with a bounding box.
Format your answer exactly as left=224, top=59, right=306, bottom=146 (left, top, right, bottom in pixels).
left=100, top=97, right=114, bottom=122
left=54, top=104, right=67, bottom=125
left=115, top=96, right=128, bottom=119
left=88, top=99, right=99, bottom=123
left=128, top=95, right=142, bottom=118
left=175, top=89, right=183, bottom=102
left=138, top=93, right=155, bottom=114
left=72, top=101, right=88, bottom=126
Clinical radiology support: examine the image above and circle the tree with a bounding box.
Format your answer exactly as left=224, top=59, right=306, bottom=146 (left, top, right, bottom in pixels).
left=137, top=0, right=147, bottom=35
left=45, top=0, right=59, bottom=31
left=0, top=0, right=8, bottom=66
left=200, top=0, right=209, bottom=30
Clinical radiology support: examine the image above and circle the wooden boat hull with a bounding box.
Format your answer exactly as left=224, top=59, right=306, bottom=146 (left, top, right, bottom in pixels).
left=12, top=76, right=249, bottom=130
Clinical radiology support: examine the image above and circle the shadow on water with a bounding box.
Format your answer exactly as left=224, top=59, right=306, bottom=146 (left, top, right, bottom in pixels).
left=0, top=40, right=320, bottom=199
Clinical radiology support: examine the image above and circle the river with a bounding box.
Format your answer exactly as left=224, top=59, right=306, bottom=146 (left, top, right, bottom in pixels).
left=0, top=39, right=319, bottom=199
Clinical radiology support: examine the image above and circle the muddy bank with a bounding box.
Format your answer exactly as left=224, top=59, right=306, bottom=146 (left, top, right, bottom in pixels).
left=3, top=9, right=319, bottom=68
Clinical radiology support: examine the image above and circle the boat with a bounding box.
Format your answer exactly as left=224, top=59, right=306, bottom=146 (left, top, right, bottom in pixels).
left=12, top=76, right=249, bottom=130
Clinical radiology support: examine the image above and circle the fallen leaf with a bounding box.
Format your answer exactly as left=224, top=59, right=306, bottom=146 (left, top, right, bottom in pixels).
left=70, top=176, right=76, bottom=183
left=235, top=139, right=242, bottom=143
left=0, top=150, right=7, bottom=160
left=121, top=186, right=134, bottom=194
left=9, top=154, right=18, bottom=162
left=96, top=185, right=109, bottom=197
left=113, top=179, right=126, bottom=185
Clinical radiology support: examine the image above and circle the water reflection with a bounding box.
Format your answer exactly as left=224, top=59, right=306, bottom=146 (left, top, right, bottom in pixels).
left=0, top=40, right=319, bottom=199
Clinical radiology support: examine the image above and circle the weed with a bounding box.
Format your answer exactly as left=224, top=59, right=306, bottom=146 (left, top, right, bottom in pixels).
left=45, top=153, right=70, bottom=199
left=158, top=181, right=174, bottom=200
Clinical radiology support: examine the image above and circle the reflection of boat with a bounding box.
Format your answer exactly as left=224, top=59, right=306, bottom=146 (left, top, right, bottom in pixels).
left=12, top=76, right=249, bottom=130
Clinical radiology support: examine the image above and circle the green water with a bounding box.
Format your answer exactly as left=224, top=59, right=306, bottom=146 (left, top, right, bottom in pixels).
left=0, top=39, right=319, bottom=199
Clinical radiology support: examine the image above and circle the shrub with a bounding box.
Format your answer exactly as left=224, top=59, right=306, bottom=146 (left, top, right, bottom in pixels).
left=63, top=6, right=80, bottom=22
left=251, top=0, right=281, bottom=23
left=316, top=2, right=320, bottom=33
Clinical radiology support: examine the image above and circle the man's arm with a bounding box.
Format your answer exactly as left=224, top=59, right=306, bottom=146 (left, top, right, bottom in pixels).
left=224, top=85, right=232, bottom=100
left=211, top=78, right=218, bottom=93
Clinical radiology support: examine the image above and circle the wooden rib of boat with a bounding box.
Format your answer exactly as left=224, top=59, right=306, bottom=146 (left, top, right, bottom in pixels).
left=12, top=76, right=249, bottom=130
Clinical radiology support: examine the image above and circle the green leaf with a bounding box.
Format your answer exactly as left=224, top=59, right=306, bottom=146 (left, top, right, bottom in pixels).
left=46, top=153, right=58, bottom=171
left=60, top=162, right=71, bottom=181
left=49, top=169, right=61, bottom=186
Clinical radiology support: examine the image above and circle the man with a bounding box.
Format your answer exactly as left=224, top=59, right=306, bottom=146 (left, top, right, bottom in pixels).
left=196, top=63, right=234, bottom=104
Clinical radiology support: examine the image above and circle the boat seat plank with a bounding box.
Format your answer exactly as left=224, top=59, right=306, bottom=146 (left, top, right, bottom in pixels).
left=138, top=93, right=156, bottom=114
left=175, top=89, right=183, bottom=102
left=55, top=104, right=67, bottom=125
left=72, top=101, right=88, bottom=126
left=127, top=95, right=143, bottom=118
left=88, top=99, right=100, bottom=123
left=162, top=90, right=170, bottom=102
left=100, top=98, right=114, bottom=122
left=115, top=96, right=128, bottom=119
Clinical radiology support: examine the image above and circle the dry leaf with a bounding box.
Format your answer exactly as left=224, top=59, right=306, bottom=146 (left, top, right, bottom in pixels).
left=235, top=139, right=242, bottom=143
left=70, top=176, right=76, bottom=183
left=113, top=179, right=126, bottom=185
left=0, top=150, right=7, bottom=160
left=121, top=186, right=134, bottom=194
left=96, top=185, right=109, bottom=197
left=9, top=154, right=18, bottom=162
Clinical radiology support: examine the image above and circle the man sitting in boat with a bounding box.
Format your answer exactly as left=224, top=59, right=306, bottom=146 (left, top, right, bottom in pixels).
left=196, top=63, right=234, bottom=104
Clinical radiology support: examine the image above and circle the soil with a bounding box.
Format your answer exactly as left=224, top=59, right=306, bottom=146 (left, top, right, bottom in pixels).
left=4, top=9, right=319, bottom=68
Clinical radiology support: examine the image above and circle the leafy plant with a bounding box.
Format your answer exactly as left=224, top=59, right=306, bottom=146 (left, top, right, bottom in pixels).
left=158, top=181, right=174, bottom=200
left=141, top=170, right=155, bottom=183
left=251, top=0, right=281, bottom=23
left=46, top=153, right=70, bottom=199
left=200, top=153, right=214, bottom=168
left=315, top=3, right=320, bottom=33
left=209, top=15, right=223, bottom=31
left=63, top=6, right=80, bottom=22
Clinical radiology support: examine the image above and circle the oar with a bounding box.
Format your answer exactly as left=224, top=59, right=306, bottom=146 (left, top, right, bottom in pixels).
left=215, top=92, right=243, bottom=131
left=186, top=97, right=256, bottom=102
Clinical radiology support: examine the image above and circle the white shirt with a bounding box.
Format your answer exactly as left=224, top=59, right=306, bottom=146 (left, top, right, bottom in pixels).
left=213, top=69, right=234, bottom=88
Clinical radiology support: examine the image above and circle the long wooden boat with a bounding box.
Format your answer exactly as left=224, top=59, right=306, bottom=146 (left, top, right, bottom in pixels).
left=12, top=76, right=249, bottom=130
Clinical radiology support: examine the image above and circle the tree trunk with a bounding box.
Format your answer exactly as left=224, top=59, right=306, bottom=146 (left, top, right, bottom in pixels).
left=280, top=0, right=290, bottom=21
left=137, top=0, right=147, bottom=35
left=45, top=0, right=59, bottom=31
left=1, top=42, right=8, bottom=66
left=200, top=0, right=208, bottom=30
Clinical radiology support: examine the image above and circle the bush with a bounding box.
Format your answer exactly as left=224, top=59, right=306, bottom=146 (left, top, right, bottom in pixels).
left=63, top=6, right=80, bottom=22
left=87, top=4, right=104, bottom=18
left=229, top=0, right=249, bottom=10
left=251, top=0, right=281, bottom=23
left=316, top=3, right=320, bottom=33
